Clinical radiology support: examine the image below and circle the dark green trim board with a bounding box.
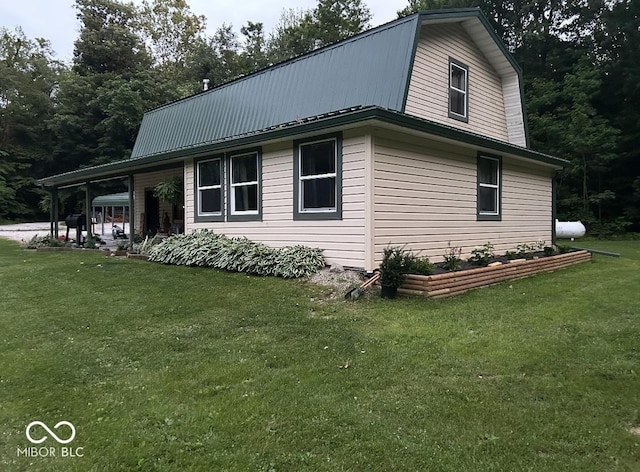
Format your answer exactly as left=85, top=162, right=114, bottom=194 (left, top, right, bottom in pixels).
left=227, top=148, right=263, bottom=222
left=293, top=132, right=343, bottom=221
left=194, top=155, right=225, bottom=223
left=477, top=153, right=503, bottom=222
left=400, top=14, right=423, bottom=113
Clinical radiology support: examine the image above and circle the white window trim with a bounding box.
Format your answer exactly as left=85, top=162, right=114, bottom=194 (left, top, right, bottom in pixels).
left=478, top=156, right=500, bottom=216
left=449, top=61, right=468, bottom=120
left=298, top=138, right=338, bottom=213
left=230, top=152, right=259, bottom=216
left=197, top=157, right=222, bottom=216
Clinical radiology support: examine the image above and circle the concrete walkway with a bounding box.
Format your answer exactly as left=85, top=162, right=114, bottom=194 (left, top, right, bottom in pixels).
left=0, top=221, right=130, bottom=250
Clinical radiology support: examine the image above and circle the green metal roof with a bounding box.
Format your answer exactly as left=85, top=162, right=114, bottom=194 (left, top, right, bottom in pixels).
left=92, top=192, right=130, bottom=207
left=131, top=14, right=420, bottom=159
left=38, top=8, right=550, bottom=187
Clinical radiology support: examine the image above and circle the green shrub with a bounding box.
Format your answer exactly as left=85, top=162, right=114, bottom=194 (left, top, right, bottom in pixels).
left=442, top=244, right=462, bottom=271
left=468, top=242, right=495, bottom=266
left=379, top=246, right=409, bottom=287
left=147, top=230, right=324, bottom=278
left=22, top=234, right=70, bottom=249
left=406, top=255, right=435, bottom=275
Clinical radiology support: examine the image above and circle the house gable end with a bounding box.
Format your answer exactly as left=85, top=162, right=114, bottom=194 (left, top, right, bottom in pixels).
left=404, top=10, right=527, bottom=148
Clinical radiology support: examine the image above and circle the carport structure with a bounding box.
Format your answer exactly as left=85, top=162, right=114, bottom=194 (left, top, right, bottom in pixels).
left=91, top=192, right=130, bottom=236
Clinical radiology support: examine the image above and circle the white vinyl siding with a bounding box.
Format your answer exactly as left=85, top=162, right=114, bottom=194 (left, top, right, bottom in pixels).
left=373, top=130, right=553, bottom=264
left=184, top=130, right=367, bottom=269
left=405, top=23, right=510, bottom=143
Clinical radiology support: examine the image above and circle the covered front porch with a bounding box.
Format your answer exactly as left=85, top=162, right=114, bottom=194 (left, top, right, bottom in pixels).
left=39, top=163, right=184, bottom=247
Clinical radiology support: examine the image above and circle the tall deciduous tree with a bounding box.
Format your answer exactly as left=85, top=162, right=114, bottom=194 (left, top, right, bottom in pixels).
left=139, top=0, right=206, bottom=69
left=268, top=0, right=372, bottom=63
left=0, top=28, right=64, bottom=220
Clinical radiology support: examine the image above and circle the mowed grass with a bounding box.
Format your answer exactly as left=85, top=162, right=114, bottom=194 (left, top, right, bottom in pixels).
left=0, top=238, right=639, bottom=471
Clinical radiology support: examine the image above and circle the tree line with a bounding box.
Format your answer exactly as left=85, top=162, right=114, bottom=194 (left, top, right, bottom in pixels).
left=1, top=0, right=638, bottom=236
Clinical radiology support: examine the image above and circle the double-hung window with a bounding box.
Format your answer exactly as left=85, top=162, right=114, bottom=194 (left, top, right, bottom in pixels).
left=449, top=58, right=468, bottom=122
left=196, top=157, right=223, bottom=221
left=477, top=154, right=501, bottom=220
left=294, top=133, right=342, bottom=220
left=194, top=149, right=262, bottom=222
left=229, top=151, right=260, bottom=219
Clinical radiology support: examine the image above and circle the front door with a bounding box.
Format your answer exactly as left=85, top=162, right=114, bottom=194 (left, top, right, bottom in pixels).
left=145, top=190, right=160, bottom=235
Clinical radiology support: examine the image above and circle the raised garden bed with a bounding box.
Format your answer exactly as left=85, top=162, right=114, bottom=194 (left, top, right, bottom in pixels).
left=399, top=250, right=592, bottom=299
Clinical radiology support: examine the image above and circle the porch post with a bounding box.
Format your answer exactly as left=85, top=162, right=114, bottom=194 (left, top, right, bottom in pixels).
left=49, top=188, right=55, bottom=237
left=53, top=187, right=59, bottom=238
left=128, top=174, right=135, bottom=248
left=85, top=181, right=92, bottom=239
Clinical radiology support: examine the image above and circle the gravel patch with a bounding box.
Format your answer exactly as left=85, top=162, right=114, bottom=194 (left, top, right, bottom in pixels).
left=308, top=266, right=378, bottom=300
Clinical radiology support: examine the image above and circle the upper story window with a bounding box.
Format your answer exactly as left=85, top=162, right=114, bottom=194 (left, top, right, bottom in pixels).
left=477, top=154, right=501, bottom=221
left=294, top=133, right=342, bottom=220
left=196, top=157, right=223, bottom=221
left=449, top=58, right=468, bottom=122
left=230, top=152, right=259, bottom=215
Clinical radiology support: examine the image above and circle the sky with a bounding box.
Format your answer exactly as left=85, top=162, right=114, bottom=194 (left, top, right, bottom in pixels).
left=0, top=0, right=410, bottom=63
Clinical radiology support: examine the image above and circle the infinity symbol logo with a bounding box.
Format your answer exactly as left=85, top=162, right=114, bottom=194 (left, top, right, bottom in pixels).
left=26, top=421, right=76, bottom=444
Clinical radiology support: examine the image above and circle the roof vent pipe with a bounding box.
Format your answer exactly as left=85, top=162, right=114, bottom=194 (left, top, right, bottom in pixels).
left=202, top=78, right=210, bottom=91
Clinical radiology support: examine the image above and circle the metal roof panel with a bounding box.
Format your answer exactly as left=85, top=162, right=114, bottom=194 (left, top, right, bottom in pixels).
left=130, top=16, right=419, bottom=159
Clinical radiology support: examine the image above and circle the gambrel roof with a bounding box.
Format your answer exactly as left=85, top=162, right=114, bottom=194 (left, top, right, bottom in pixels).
left=39, top=9, right=564, bottom=188
left=131, top=8, right=525, bottom=160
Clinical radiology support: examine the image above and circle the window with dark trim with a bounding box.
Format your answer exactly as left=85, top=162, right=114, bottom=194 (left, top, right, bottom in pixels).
left=194, top=148, right=262, bottom=223
left=449, top=58, right=468, bottom=122
left=477, top=154, right=501, bottom=221
left=230, top=152, right=259, bottom=214
left=294, top=133, right=342, bottom=220
left=195, top=156, right=223, bottom=222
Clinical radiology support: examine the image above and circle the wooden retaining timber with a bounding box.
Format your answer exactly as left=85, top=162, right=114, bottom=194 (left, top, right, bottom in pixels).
left=398, top=250, right=592, bottom=299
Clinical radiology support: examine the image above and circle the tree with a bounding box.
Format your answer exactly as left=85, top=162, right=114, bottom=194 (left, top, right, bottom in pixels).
left=267, top=0, right=372, bottom=64
left=596, top=0, right=640, bottom=230
left=73, top=0, right=151, bottom=76
left=240, top=21, right=269, bottom=73
left=0, top=27, right=64, bottom=220
left=139, top=0, right=206, bottom=69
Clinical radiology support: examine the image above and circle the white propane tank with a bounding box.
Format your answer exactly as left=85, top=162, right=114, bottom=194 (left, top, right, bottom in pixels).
left=555, top=219, right=586, bottom=239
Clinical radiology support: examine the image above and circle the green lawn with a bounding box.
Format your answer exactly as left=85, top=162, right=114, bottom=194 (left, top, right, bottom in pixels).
left=1, top=238, right=639, bottom=471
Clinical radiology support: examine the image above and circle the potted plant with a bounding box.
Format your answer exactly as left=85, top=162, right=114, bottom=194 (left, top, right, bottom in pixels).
left=379, top=246, right=409, bottom=299
left=153, top=177, right=182, bottom=205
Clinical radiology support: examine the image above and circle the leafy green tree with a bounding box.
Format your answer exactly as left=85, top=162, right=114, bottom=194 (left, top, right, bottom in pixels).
left=596, top=0, right=640, bottom=229
left=139, top=0, right=206, bottom=67
left=183, top=24, right=244, bottom=92
left=240, top=21, right=269, bottom=72
left=73, top=0, right=151, bottom=76
left=267, top=0, right=372, bottom=64
left=0, top=27, right=64, bottom=220
left=267, top=9, right=317, bottom=64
